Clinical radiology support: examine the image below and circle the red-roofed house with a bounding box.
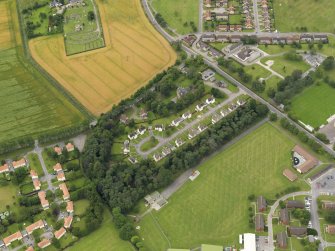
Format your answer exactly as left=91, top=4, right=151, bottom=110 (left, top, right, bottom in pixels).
left=26, top=246, right=34, bottom=251
left=37, top=239, right=51, bottom=249
left=57, top=172, right=66, bottom=182
left=26, top=220, right=45, bottom=235
left=67, top=201, right=74, bottom=213
left=33, top=179, right=41, bottom=191
left=30, top=170, right=38, bottom=179
left=0, top=163, right=9, bottom=174
left=59, top=183, right=70, bottom=201
left=38, top=191, right=49, bottom=209
left=64, top=215, right=73, bottom=229
left=3, top=231, right=23, bottom=247
left=12, top=158, right=26, bottom=169
left=54, top=227, right=66, bottom=239
left=53, top=163, right=63, bottom=172
left=66, top=143, right=75, bottom=152
left=54, top=146, right=62, bottom=155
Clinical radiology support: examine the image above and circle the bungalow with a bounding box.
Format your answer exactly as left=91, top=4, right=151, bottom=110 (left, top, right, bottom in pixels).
left=26, top=220, right=45, bottom=235
left=196, top=103, right=207, bottom=112
left=215, top=12, right=228, bottom=21
left=3, top=231, right=23, bottom=247
left=255, top=214, right=265, bottom=232
left=120, top=114, right=129, bottom=124
left=66, top=143, right=75, bottom=152
left=54, top=146, right=62, bottom=155
left=53, top=163, right=63, bottom=173
left=198, top=124, right=207, bottom=132
left=201, top=34, right=216, bottom=43
left=153, top=153, right=163, bottom=162
left=322, top=202, right=335, bottom=210
left=33, top=179, right=41, bottom=191
left=300, top=34, right=314, bottom=43
left=203, top=10, right=212, bottom=21
left=123, top=140, right=130, bottom=155
left=54, top=227, right=66, bottom=240
left=38, top=239, right=51, bottom=249
left=212, top=114, right=221, bottom=124
left=0, top=163, right=9, bottom=174
left=206, top=97, right=215, bottom=105
left=276, top=232, right=288, bottom=249
left=12, top=158, right=26, bottom=169
left=175, top=138, right=184, bottom=148
left=154, top=124, right=164, bottom=132
left=314, top=34, right=328, bottom=43
left=257, top=196, right=267, bottom=212
left=67, top=201, right=74, bottom=213
left=64, top=215, right=73, bottom=229
left=283, top=169, right=297, bottom=182
left=201, top=69, right=215, bottom=81
left=30, top=170, right=38, bottom=179
left=57, top=172, right=66, bottom=182
left=216, top=34, right=229, bottom=42
left=137, top=126, right=146, bottom=135
left=258, top=36, right=272, bottom=44
left=182, top=111, right=192, bottom=120
left=38, top=191, right=49, bottom=210
left=59, top=183, right=70, bottom=201
left=292, top=145, right=318, bottom=173
left=326, top=225, right=335, bottom=234
left=171, top=117, right=184, bottom=127
left=128, top=132, right=138, bottom=140
left=279, top=208, right=290, bottom=225
left=188, top=129, right=199, bottom=139
left=288, top=226, right=307, bottom=237
left=128, top=156, right=138, bottom=164
left=286, top=200, right=305, bottom=209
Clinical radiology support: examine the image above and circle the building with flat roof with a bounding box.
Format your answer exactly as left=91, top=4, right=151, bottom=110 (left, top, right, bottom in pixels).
left=241, top=233, right=256, bottom=251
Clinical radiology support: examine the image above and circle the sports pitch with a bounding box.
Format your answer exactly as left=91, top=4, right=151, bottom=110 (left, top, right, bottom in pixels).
left=29, top=0, right=176, bottom=116
left=0, top=0, right=85, bottom=144
left=274, top=0, right=335, bottom=33
left=290, top=82, right=335, bottom=128
left=139, top=123, right=308, bottom=251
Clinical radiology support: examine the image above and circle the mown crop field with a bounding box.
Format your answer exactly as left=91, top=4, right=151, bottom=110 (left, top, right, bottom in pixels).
left=152, top=0, right=199, bottom=34
left=274, top=0, right=335, bottom=33
left=139, top=123, right=309, bottom=251
left=29, top=0, right=176, bottom=116
left=290, top=83, right=335, bottom=128
left=0, top=0, right=85, bottom=144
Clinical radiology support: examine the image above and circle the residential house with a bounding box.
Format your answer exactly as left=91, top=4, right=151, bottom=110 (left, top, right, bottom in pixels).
left=198, top=124, right=207, bottom=132
left=201, top=69, right=215, bottom=81
left=54, top=146, right=62, bottom=155
left=206, top=96, right=215, bottom=105
left=216, top=34, right=229, bottom=42
left=123, top=140, right=130, bottom=155
left=67, top=201, right=74, bottom=213
left=59, top=183, right=70, bottom=201
left=220, top=110, right=228, bottom=117
left=57, top=172, right=66, bottom=182
left=276, top=232, right=288, bottom=249
left=140, top=109, right=148, bottom=120
left=175, top=138, right=184, bottom=148
left=326, top=225, right=335, bottom=234
left=25, top=246, right=34, bottom=251
left=201, top=34, right=216, bottom=43
left=215, top=12, right=228, bottom=21
left=323, top=202, right=335, bottom=210
left=26, top=220, right=45, bottom=235
left=0, top=163, right=9, bottom=174
left=283, top=169, right=297, bottom=182
left=216, top=24, right=229, bottom=32
left=212, top=114, right=221, bottom=124
left=162, top=147, right=172, bottom=157
left=30, top=170, right=38, bottom=179
left=188, top=129, right=199, bottom=139
left=64, top=215, right=73, bottom=229
left=272, top=37, right=287, bottom=44
left=137, top=126, right=147, bottom=135
left=197, top=41, right=210, bottom=51
left=66, top=143, right=75, bottom=152
left=128, top=156, right=138, bottom=164
left=279, top=208, right=290, bottom=225
left=286, top=200, right=305, bottom=209
left=154, top=124, right=164, bottom=132
left=177, top=87, right=189, bottom=98
left=257, top=196, right=267, bottom=212
left=230, top=35, right=242, bottom=43
left=300, top=34, right=314, bottom=43
left=12, top=158, right=26, bottom=169
left=255, top=214, right=265, bottom=232
left=54, top=227, right=66, bottom=240
left=120, top=114, right=129, bottom=124
left=196, top=103, right=207, bottom=112
left=204, top=0, right=211, bottom=7
left=38, top=239, right=51, bottom=249
left=182, top=111, right=192, bottom=120
left=209, top=47, right=222, bottom=58
left=203, top=10, right=212, bottom=21
left=182, top=35, right=197, bottom=47
left=33, top=179, right=41, bottom=191
left=53, top=163, right=63, bottom=173
left=258, top=36, right=272, bottom=44
left=38, top=191, right=49, bottom=210
left=128, top=132, right=138, bottom=140
left=171, top=117, right=184, bottom=127
left=314, top=34, right=328, bottom=43
left=3, top=231, right=23, bottom=247
left=288, top=227, right=307, bottom=237
left=153, top=153, right=163, bottom=162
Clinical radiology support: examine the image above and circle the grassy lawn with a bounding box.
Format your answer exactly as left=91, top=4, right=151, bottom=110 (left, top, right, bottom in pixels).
left=139, top=123, right=309, bottom=251
left=0, top=184, right=18, bottom=211
left=151, top=0, right=199, bottom=34
left=66, top=210, right=134, bottom=251
left=74, top=199, right=90, bottom=216
left=0, top=0, right=86, bottom=145
left=274, top=0, right=335, bottom=33
left=244, top=64, right=272, bottom=79
left=290, top=83, right=335, bottom=128
left=229, top=14, right=242, bottom=24
left=261, top=55, right=310, bottom=77
left=140, top=137, right=159, bottom=152
left=209, top=42, right=229, bottom=51
left=27, top=153, right=44, bottom=176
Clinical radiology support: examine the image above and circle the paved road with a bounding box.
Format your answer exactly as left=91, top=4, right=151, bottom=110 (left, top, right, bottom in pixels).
left=267, top=191, right=311, bottom=250
left=135, top=89, right=244, bottom=157
left=198, top=0, right=203, bottom=33
left=141, top=0, right=335, bottom=158
left=252, top=0, right=260, bottom=33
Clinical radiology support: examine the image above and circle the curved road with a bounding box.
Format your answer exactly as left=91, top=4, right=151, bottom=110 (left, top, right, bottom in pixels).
left=141, top=0, right=335, bottom=158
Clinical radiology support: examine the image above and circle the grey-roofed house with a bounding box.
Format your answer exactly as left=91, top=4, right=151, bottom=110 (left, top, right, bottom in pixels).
left=288, top=226, right=307, bottom=237
left=276, top=232, right=288, bottom=248
left=279, top=208, right=290, bottom=225
left=201, top=34, right=216, bottom=42
left=286, top=200, right=305, bottom=209
left=257, top=196, right=267, bottom=212
left=255, top=214, right=265, bottom=232
left=201, top=69, right=215, bottom=81
left=314, top=34, right=328, bottom=43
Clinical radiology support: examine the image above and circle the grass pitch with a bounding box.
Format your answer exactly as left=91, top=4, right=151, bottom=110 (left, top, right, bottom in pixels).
left=139, top=123, right=308, bottom=251
left=290, top=83, right=335, bottom=128
left=274, top=0, right=335, bottom=33
left=151, top=0, right=199, bottom=34
left=29, top=0, right=176, bottom=116
left=0, top=0, right=86, bottom=144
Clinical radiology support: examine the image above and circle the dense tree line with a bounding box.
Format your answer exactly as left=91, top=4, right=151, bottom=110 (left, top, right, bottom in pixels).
left=155, top=13, right=167, bottom=28
left=0, top=137, right=34, bottom=155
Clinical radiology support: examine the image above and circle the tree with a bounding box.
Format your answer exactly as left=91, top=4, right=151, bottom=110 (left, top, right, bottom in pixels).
left=119, top=223, right=136, bottom=240
left=88, top=11, right=95, bottom=21
left=269, top=113, right=277, bottom=121
left=315, top=133, right=330, bottom=144
left=52, top=237, right=61, bottom=248
left=322, top=56, right=335, bottom=71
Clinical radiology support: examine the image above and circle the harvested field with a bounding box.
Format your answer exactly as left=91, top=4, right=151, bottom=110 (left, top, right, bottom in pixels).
left=0, top=0, right=86, bottom=143
left=29, top=0, right=176, bottom=116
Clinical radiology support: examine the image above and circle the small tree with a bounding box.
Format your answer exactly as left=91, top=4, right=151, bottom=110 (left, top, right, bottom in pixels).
left=88, top=11, right=95, bottom=21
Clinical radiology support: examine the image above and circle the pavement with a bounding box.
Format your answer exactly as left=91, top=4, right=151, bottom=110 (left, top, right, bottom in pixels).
left=252, top=0, right=260, bottom=33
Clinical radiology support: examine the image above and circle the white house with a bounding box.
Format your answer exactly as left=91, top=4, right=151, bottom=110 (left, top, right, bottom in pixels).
left=195, top=103, right=207, bottom=112
left=206, top=97, right=216, bottom=105
left=182, top=112, right=192, bottom=120
left=171, top=117, right=184, bottom=127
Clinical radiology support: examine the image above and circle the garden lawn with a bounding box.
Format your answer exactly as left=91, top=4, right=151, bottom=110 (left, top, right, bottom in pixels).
left=244, top=64, right=272, bottom=79
left=290, top=83, right=335, bottom=128
left=27, top=153, right=44, bottom=176
left=274, top=0, right=335, bottom=33
left=151, top=0, right=199, bottom=34
left=261, top=55, right=310, bottom=77
left=139, top=123, right=308, bottom=251
left=0, top=184, right=18, bottom=211
left=66, top=210, right=134, bottom=251
left=74, top=199, right=90, bottom=216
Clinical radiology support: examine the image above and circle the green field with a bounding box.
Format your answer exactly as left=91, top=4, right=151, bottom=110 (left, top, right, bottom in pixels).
left=0, top=184, right=18, bottom=211
left=274, top=0, right=335, bottom=33
left=0, top=0, right=86, bottom=144
left=64, top=0, right=105, bottom=55
left=244, top=64, right=272, bottom=79
left=290, top=83, right=335, bottom=128
left=139, top=123, right=308, bottom=251
left=151, top=0, right=199, bottom=34
left=27, top=153, right=44, bottom=176
left=67, top=210, right=134, bottom=251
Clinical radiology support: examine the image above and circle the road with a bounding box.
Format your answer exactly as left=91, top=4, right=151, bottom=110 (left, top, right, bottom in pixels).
left=134, top=89, right=244, bottom=157
left=198, top=0, right=203, bottom=33
left=252, top=0, right=260, bottom=33
left=141, top=0, right=335, bottom=158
